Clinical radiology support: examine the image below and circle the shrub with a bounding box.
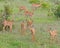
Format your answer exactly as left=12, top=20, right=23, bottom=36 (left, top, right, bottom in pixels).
left=4, top=3, right=12, bottom=20
left=29, top=0, right=40, bottom=4
left=0, top=10, right=4, bottom=31
left=54, top=5, right=60, bottom=18
left=41, top=2, right=51, bottom=9
left=0, top=0, right=4, bottom=1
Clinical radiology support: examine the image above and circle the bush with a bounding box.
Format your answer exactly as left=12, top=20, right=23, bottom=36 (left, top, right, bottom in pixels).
left=4, top=2, right=13, bottom=20
left=54, top=5, right=60, bottom=18
left=0, top=0, right=4, bottom=1
left=0, top=10, right=4, bottom=31
left=41, top=2, right=51, bottom=9
left=29, top=0, right=40, bottom=4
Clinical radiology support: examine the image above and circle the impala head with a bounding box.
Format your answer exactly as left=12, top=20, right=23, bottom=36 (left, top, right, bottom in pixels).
left=19, top=6, right=27, bottom=12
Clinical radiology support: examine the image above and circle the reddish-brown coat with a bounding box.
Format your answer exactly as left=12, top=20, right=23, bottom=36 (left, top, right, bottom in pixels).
left=3, top=20, right=13, bottom=32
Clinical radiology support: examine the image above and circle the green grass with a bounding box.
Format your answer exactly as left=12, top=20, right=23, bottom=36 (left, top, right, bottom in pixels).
left=0, top=28, right=60, bottom=48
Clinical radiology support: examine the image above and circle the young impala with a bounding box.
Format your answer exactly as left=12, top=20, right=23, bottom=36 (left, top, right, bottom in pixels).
left=21, top=21, right=26, bottom=35
left=48, top=28, right=57, bottom=41
left=19, top=6, right=26, bottom=11
left=3, top=20, right=13, bottom=32
left=24, top=10, right=33, bottom=17
left=27, top=19, right=33, bottom=28
left=29, top=25, right=35, bottom=41
left=32, top=3, right=41, bottom=10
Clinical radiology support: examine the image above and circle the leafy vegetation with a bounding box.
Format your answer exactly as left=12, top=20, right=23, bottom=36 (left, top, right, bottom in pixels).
left=41, top=2, right=51, bottom=9
left=0, top=10, right=4, bottom=31
left=29, top=0, right=40, bottom=4
left=54, top=5, right=60, bottom=18
left=4, top=3, right=12, bottom=20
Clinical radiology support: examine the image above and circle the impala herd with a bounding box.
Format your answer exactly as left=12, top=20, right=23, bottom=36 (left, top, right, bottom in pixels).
left=2, top=3, right=57, bottom=42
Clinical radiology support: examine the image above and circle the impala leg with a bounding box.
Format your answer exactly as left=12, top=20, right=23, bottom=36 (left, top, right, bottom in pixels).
left=22, top=28, right=26, bottom=35
left=10, top=25, right=12, bottom=32
left=3, top=26, right=5, bottom=31
left=21, top=27, right=24, bottom=35
left=21, top=27, right=23, bottom=34
left=50, top=35, right=55, bottom=44
left=32, top=34, right=35, bottom=42
left=31, top=31, right=35, bottom=42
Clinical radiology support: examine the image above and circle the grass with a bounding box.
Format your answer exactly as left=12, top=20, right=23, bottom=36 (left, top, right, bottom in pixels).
left=0, top=27, right=60, bottom=48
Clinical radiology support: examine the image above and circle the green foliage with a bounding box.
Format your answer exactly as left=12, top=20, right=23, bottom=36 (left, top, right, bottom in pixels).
left=4, top=4, right=13, bottom=20
left=0, top=0, right=4, bottom=1
left=29, top=0, right=40, bottom=4
left=0, top=10, right=4, bottom=31
left=50, top=0, right=60, bottom=5
left=54, top=5, right=60, bottom=18
left=41, top=2, right=51, bottom=9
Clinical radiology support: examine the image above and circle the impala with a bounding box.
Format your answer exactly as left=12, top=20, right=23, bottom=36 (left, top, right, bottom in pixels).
left=48, top=28, right=57, bottom=40
left=19, top=6, right=26, bottom=11
left=21, top=21, right=26, bottom=35
left=27, top=19, right=33, bottom=28
left=24, top=10, right=33, bottom=17
left=32, top=3, right=41, bottom=10
left=3, top=20, right=13, bottom=32
left=29, top=25, right=35, bottom=41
